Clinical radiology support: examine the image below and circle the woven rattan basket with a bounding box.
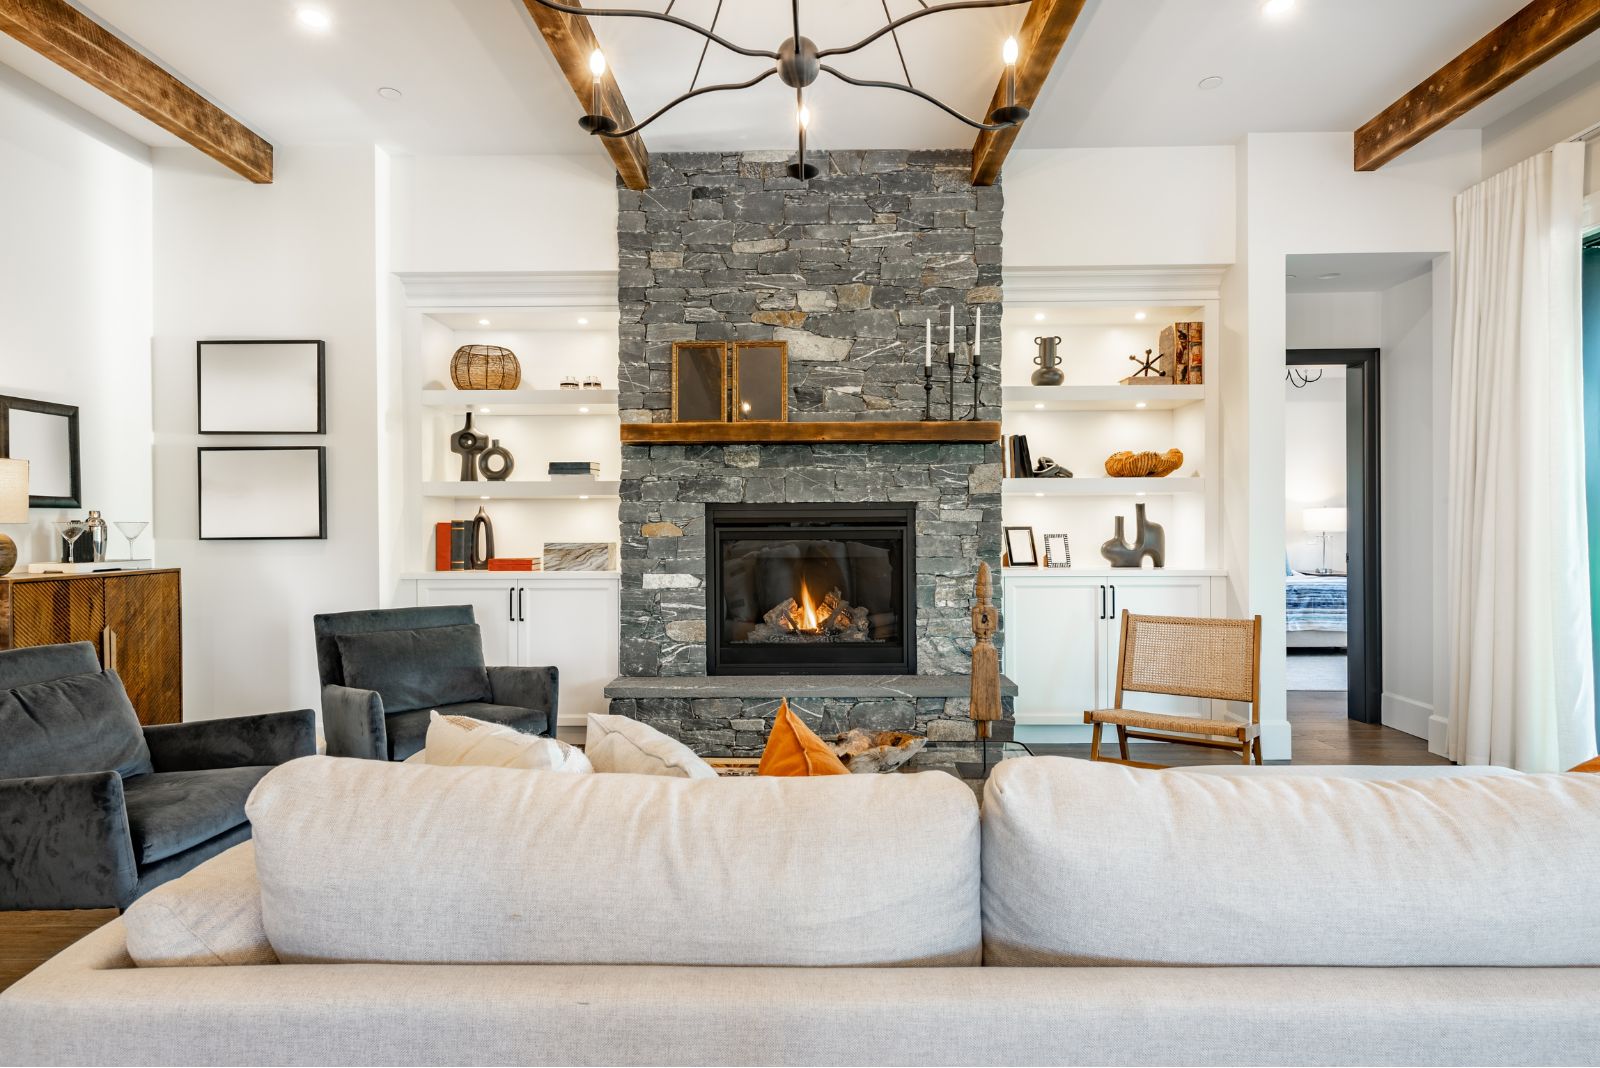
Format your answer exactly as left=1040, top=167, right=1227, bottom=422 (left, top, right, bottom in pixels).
left=450, top=345, right=522, bottom=390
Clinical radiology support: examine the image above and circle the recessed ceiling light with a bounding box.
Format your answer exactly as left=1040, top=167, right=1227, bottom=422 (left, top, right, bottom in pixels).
left=1317, top=272, right=1342, bottom=281
left=1034, top=492, right=1044, bottom=498
left=1136, top=492, right=1146, bottom=498
left=478, top=318, right=490, bottom=326
left=1134, top=311, right=1147, bottom=321
left=579, top=495, right=590, bottom=500
left=479, top=495, right=490, bottom=501
left=1262, top=0, right=1294, bottom=16
left=376, top=86, right=402, bottom=101
left=1197, top=75, right=1223, bottom=91
left=577, top=317, right=589, bottom=325
left=579, top=406, right=590, bottom=414
left=1286, top=273, right=1298, bottom=279
left=1135, top=402, right=1147, bottom=409
left=479, top=407, right=491, bottom=414
left=1033, top=312, right=1045, bottom=321
left=294, top=6, right=332, bottom=32
left=1033, top=402, right=1044, bottom=410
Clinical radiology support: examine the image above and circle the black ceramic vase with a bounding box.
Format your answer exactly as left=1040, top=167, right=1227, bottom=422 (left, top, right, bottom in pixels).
left=1100, top=502, right=1165, bottom=568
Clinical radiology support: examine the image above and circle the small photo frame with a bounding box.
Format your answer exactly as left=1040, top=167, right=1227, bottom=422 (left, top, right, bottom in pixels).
left=198, top=340, right=326, bottom=434
left=1043, top=533, right=1072, bottom=568
left=671, top=341, right=728, bottom=422
left=1004, top=526, right=1038, bottom=567
left=198, top=447, right=327, bottom=540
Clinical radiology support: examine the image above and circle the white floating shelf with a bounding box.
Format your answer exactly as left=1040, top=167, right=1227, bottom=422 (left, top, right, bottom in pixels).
left=1003, top=477, right=1205, bottom=496
left=422, top=480, right=620, bottom=500
left=421, top=388, right=618, bottom=415
left=1003, top=385, right=1206, bottom=412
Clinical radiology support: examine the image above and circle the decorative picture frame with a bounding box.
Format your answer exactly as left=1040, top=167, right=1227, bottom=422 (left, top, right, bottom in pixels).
left=731, top=340, right=788, bottom=422
left=198, top=446, right=327, bottom=540
left=670, top=341, right=729, bottom=423
left=0, top=395, right=81, bottom=508
left=1004, top=526, right=1038, bottom=567
left=197, top=340, right=326, bottom=434
left=1043, top=533, right=1072, bottom=568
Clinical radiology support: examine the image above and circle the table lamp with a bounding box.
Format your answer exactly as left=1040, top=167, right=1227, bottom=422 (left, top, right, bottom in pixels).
left=0, top=458, right=29, bottom=577
left=1303, top=506, right=1347, bottom=575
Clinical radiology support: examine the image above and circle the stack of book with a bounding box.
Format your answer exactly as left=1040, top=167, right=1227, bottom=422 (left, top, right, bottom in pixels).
left=548, top=461, right=599, bottom=478
left=433, top=522, right=540, bottom=571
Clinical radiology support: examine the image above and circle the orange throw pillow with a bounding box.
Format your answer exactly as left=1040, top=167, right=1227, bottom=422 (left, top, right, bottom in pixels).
left=757, top=700, right=850, bottom=777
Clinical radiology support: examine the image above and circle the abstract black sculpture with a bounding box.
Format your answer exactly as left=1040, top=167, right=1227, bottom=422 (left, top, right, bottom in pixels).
left=1100, top=502, right=1165, bottom=568
left=450, top=413, right=488, bottom=482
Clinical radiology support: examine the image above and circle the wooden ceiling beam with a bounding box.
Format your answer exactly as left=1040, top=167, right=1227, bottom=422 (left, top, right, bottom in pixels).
left=0, top=0, right=272, bottom=183
left=521, top=0, right=650, bottom=191
left=970, top=0, right=1086, bottom=187
left=1355, top=0, right=1600, bottom=171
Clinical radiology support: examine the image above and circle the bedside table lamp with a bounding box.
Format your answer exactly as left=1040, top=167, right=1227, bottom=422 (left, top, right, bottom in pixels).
left=0, top=458, right=29, bottom=577
left=1303, top=506, right=1346, bottom=575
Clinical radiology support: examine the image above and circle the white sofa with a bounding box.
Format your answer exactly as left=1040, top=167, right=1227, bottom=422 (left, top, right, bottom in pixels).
left=2, top=756, right=1597, bottom=1067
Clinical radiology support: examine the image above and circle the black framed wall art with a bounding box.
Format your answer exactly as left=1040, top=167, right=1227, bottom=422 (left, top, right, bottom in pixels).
left=197, top=340, right=326, bottom=434
left=0, top=395, right=81, bottom=508
left=198, top=446, right=327, bottom=540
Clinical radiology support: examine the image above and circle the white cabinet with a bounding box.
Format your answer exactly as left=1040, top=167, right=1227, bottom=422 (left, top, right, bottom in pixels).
left=1002, top=570, right=1226, bottom=726
left=398, top=573, right=620, bottom=730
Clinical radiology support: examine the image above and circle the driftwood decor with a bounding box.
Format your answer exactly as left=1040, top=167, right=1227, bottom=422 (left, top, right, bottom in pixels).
left=1104, top=449, right=1183, bottom=478
left=826, top=729, right=926, bottom=774
left=969, top=562, right=1002, bottom=738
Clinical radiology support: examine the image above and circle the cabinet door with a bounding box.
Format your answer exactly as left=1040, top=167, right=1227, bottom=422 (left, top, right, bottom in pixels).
left=517, top=580, right=619, bottom=728
left=104, top=571, right=182, bottom=725
left=413, top=578, right=518, bottom=666
left=7, top=577, right=105, bottom=653
left=1103, top=578, right=1212, bottom=718
left=1003, top=579, right=1109, bottom=723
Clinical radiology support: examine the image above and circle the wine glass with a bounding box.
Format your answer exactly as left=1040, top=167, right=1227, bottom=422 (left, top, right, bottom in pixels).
left=115, top=520, right=149, bottom=559
left=52, top=519, right=88, bottom=564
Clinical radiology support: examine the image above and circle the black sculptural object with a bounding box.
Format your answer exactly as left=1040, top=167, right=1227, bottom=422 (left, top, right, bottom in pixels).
left=470, top=506, right=495, bottom=570
left=450, top=412, right=488, bottom=481
left=1100, top=501, right=1165, bottom=568
left=479, top=439, right=514, bottom=481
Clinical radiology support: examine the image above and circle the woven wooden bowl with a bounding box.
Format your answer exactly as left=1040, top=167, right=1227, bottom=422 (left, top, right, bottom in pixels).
left=1104, top=448, right=1184, bottom=477
left=450, top=345, right=522, bottom=390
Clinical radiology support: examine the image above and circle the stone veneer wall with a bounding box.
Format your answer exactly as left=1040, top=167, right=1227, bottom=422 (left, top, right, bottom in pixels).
left=614, top=149, right=1006, bottom=757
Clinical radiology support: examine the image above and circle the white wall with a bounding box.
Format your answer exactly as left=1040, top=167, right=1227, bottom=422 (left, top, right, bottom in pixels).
left=1479, top=62, right=1600, bottom=195
left=152, top=146, right=383, bottom=721
left=0, top=68, right=152, bottom=566
left=1283, top=371, right=1345, bottom=573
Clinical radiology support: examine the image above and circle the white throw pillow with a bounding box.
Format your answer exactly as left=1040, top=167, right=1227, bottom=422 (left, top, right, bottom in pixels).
left=585, top=712, right=717, bottom=778
left=122, top=842, right=276, bottom=967
left=424, top=711, right=592, bottom=773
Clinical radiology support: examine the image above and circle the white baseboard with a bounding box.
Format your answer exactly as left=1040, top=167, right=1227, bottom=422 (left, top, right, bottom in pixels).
left=1381, top=693, right=1432, bottom=739
left=1428, top=713, right=1450, bottom=757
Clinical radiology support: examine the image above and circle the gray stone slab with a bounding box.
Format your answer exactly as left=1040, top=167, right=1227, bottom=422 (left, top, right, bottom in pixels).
left=605, top=674, right=1019, bottom=699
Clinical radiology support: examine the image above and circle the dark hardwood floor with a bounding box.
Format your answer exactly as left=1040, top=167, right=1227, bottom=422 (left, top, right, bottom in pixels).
left=1024, top=690, right=1449, bottom=767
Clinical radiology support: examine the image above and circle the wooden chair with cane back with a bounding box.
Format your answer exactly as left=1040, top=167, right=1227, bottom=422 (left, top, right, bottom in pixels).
left=1083, top=611, right=1264, bottom=767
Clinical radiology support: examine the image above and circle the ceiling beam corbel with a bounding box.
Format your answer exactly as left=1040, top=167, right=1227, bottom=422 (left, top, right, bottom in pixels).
left=0, top=0, right=272, bottom=183
left=521, top=0, right=650, bottom=190
left=970, top=0, right=1086, bottom=187
left=1355, top=0, right=1600, bottom=171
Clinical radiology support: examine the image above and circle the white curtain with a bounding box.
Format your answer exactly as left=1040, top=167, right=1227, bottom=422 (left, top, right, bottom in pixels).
left=1447, top=142, right=1595, bottom=771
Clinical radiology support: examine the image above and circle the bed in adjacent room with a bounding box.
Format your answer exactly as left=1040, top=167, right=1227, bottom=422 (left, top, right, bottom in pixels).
left=1286, top=572, right=1347, bottom=649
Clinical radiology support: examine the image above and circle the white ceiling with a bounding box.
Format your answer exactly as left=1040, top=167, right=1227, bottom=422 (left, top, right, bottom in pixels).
left=1285, top=252, right=1437, bottom=293
left=1, top=0, right=1595, bottom=158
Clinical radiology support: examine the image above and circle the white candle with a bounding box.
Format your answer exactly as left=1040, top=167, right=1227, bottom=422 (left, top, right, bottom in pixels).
left=974, top=307, right=982, bottom=357
left=925, top=319, right=932, bottom=366
left=948, top=305, right=956, bottom=350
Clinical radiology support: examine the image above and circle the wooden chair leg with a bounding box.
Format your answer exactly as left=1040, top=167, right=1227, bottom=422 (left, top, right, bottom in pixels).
left=1089, top=721, right=1103, bottom=761
left=1253, top=736, right=1263, bottom=765
left=1116, top=724, right=1130, bottom=761
left=1239, top=733, right=1252, bottom=764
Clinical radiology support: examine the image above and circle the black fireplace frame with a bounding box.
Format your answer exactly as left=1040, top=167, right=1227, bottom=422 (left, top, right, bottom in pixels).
left=705, top=502, right=917, bottom=676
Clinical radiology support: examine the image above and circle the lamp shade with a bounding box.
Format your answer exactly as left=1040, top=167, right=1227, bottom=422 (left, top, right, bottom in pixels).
left=1303, top=506, right=1347, bottom=533
left=0, top=459, right=28, bottom=524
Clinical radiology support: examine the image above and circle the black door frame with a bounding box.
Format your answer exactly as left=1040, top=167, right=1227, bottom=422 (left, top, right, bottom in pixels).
left=1286, top=348, right=1382, bottom=725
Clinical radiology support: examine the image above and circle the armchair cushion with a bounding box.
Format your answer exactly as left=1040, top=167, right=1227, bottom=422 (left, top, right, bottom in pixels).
left=385, top=702, right=549, bottom=762
left=334, top=623, right=491, bottom=714
left=0, top=669, right=152, bottom=780
left=0, top=770, right=137, bottom=910
left=143, top=710, right=317, bottom=772
left=121, top=766, right=272, bottom=866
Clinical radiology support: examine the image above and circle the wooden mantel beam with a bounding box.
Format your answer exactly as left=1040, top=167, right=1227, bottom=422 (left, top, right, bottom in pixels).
left=0, top=0, right=272, bottom=183
left=521, top=0, right=650, bottom=191
left=970, top=0, right=1086, bottom=187
left=1355, top=0, right=1600, bottom=171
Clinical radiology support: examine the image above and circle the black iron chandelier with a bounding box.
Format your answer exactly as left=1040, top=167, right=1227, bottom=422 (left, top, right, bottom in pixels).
left=529, top=0, right=1033, bottom=180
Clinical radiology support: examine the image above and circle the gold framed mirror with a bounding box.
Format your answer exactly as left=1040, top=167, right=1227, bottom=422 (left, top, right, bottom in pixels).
left=731, top=341, right=788, bottom=422
left=670, top=341, right=728, bottom=422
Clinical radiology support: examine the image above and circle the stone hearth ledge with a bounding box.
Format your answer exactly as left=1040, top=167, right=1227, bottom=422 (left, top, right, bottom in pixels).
left=605, top=674, right=1018, bottom=700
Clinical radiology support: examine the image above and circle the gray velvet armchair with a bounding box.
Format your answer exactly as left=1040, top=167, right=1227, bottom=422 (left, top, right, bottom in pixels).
left=0, top=642, right=315, bottom=911
left=314, top=605, right=558, bottom=761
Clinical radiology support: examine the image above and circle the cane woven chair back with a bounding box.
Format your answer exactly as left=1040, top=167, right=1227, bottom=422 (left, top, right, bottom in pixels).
left=1117, top=613, right=1261, bottom=711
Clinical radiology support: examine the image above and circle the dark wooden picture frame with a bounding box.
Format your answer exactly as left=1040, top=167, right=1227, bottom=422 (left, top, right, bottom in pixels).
left=0, top=395, right=81, bottom=508
left=671, top=341, right=729, bottom=423
left=197, top=446, right=327, bottom=540
left=1004, top=526, right=1038, bottom=567
left=197, top=339, right=326, bottom=434
left=731, top=340, right=788, bottom=422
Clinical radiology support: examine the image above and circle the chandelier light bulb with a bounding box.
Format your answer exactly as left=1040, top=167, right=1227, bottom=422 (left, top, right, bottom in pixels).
left=1002, top=36, right=1019, bottom=66
left=797, top=103, right=811, bottom=130
left=588, top=49, right=606, bottom=77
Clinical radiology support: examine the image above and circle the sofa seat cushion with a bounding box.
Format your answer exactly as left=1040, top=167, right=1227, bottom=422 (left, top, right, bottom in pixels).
left=1174, top=764, right=1522, bottom=781
left=123, top=842, right=275, bottom=967
left=0, top=669, right=152, bottom=779
left=247, top=755, right=981, bottom=967
left=334, top=623, right=492, bottom=715
left=981, top=756, right=1600, bottom=968
left=122, top=766, right=271, bottom=866
left=386, top=702, right=549, bottom=762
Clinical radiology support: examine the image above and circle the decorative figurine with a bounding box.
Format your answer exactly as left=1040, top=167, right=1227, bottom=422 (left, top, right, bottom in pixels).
left=450, top=412, right=488, bottom=482
left=969, top=562, right=1003, bottom=773
left=1032, top=457, right=1073, bottom=478
left=470, top=506, right=495, bottom=570
left=1127, top=348, right=1160, bottom=379
left=479, top=439, right=514, bottom=481
left=1100, top=501, right=1165, bottom=568
left=1031, top=335, right=1065, bottom=386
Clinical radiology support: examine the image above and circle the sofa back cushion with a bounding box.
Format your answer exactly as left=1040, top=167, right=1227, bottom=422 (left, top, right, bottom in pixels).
left=981, top=757, right=1600, bottom=967
left=333, top=623, right=491, bottom=713
left=123, top=842, right=275, bottom=967
left=0, top=669, right=152, bottom=779
left=584, top=713, right=717, bottom=778
left=248, top=755, right=980, bottom=967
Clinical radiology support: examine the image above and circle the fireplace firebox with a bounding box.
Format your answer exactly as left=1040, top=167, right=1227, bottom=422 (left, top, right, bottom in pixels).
left=706, top=503, right=916, bottom=675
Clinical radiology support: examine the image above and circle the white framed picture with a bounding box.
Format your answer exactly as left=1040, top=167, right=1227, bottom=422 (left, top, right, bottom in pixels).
left=198, top=340, right=325, bottom=434
left=198, top=447, right=326, bottom=540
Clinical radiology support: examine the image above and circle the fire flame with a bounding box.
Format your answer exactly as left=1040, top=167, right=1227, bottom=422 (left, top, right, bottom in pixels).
left=798, top=580, right=819, bottom=632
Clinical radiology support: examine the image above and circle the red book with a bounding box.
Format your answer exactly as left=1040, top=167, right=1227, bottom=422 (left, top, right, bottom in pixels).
left=486, top=558, right=537, bottom=572
left=434, top=523, right=452, bottom=571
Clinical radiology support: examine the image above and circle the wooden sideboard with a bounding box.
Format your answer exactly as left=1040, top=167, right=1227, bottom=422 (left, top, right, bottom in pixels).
left=0, top=569, right=182, bottom=725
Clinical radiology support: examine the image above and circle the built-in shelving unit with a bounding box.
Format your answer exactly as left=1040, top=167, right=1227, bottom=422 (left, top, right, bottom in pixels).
left=1002, top=476, right=1206, bottom=497
left=422, top=479, right=621, bottom=501
left=421, top=387, right=619, bottom=415
left=1002, top=384, right=1205, bottom=412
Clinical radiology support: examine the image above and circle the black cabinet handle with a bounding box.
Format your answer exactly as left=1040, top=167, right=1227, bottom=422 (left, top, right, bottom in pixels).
left=1110, top=585, right=1117, bottom=619
left=508, top=587, right=515, bottom=623
left=1099, top=585, right=1106, bottom=620
left=517, top=586, right=525, bottom=622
